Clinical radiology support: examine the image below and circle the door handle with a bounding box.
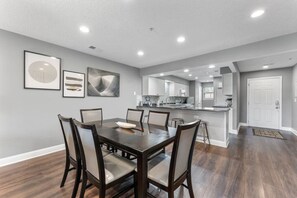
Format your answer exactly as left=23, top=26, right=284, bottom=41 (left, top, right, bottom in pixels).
left=275, top=100, right=280, bottom=109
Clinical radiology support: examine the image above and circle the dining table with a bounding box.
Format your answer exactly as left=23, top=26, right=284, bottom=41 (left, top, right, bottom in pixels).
left=91, top=118, right=177, bottom=198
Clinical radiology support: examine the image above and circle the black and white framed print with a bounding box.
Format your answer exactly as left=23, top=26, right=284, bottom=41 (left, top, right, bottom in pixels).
left=87, top=67, right=120, bottom=97
left=63, top=70, right=85, bottom=98
left=24, top=50, right=61, bottom=90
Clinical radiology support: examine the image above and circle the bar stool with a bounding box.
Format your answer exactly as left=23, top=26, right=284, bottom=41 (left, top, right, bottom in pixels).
left=171, top=118, right=184, bottom=128
left=198, top=121, right=210, bottom=149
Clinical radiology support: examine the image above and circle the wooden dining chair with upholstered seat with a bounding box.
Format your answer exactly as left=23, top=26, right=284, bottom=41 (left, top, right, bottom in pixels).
left=73, top=120, right=137, bottom=198
left=80, top=108, right=103, bottom=125
left=58, top=114, right=81, bottom=198
left=126, top=108, right=144, bottom=122
left=147, top=110, right=170, bottom=159
left=147, top=120, right=201, bottom=198
left=147, top=110, right=170, bottom=126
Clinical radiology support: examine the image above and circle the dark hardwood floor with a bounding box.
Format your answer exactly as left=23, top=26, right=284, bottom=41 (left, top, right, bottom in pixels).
left=1, top=126, right=297, bottom=198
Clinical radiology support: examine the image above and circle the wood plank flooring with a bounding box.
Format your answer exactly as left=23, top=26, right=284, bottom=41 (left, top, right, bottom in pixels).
left=1, top=126, right=297, bottom=198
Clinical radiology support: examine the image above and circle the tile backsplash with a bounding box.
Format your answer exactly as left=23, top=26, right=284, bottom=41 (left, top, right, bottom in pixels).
left=142, top=95, right=188, bottom=105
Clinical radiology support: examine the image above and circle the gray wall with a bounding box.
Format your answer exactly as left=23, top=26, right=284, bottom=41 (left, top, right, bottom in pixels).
left=201, top=82, right=214, bottom=107
left=240, top=67, right=292, bottom=127
left=0, top=30, right=141, bottom=158
left=292, top=65, right=297, bottom=130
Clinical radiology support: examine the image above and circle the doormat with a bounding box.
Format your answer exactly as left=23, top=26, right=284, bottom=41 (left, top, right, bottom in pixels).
left=253, top=128, right=285, bottom=140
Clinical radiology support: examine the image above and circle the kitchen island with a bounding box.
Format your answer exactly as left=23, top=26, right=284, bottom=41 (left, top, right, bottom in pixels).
left=137, top=105, right=230, bottom=148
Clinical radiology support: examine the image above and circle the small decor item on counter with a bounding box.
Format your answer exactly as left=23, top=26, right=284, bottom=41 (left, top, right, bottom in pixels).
left=63, top=70, right=85, bottom=98
left=87, top=67, right=120, bottom=97
left=24, top=50, right=61, bottom=90
left=116, top=121, right=136, bottom=129
left=225, top=98, right=232, bottom=107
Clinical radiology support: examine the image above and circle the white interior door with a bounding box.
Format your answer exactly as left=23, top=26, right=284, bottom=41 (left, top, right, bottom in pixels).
left=247, top=77, right=281, bottom=129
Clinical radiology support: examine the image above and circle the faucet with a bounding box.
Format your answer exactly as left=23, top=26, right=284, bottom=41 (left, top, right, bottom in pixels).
left=165, top=97, right=170, bottom=104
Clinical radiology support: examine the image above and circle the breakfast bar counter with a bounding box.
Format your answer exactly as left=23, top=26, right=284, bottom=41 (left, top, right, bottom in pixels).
left=137, top=105, right=230, bottom=148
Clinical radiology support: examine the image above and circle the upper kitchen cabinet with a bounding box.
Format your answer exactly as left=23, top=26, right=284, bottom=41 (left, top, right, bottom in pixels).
left=222, top=73, right=233, bottom=95
left=142, top=76, right=165, bottom=95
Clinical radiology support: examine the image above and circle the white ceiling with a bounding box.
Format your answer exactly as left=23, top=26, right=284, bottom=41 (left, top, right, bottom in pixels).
left=0, top=0, right=297, bottom=68
left=237, top=51, right=297, bottom=72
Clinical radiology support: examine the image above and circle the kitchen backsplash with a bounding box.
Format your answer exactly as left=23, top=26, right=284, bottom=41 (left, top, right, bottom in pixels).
left=141, top=95, right=188, bottom=105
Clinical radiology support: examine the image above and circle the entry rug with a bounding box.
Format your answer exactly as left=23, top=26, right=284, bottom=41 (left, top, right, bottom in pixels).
left=253, top=128, right=285, bottom=140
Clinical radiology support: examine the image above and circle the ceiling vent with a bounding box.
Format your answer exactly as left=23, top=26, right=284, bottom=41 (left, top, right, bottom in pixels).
left=89, top=46, right=96, bottom=50
left=220, top=66, right=232, bottom=74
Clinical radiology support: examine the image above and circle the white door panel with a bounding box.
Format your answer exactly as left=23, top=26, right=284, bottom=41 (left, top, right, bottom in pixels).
left=248, top=77, right=281, bottom=129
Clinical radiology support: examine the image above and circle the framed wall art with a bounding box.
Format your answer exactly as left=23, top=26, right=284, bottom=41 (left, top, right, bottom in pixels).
left=63, top=70, right=85, bottom=98
left=24, top=50, right=61, bottom=90
left=87, top=67, right=120, bottom=97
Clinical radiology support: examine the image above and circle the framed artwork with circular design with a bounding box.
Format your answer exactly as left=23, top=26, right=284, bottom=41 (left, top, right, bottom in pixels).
left=24, top=50, right=61, bottom=90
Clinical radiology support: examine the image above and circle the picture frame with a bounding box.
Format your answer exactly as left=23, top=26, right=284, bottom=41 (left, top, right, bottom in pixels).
left=63, top=70, right=85, bottom=98
left=87, top=67, right=120, bottom=97
left=24, top=50, right=61, bottom=90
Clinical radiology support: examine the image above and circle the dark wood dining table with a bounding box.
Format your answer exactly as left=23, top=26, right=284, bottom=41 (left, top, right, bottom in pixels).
left=92, top=118, right=177, bottom=198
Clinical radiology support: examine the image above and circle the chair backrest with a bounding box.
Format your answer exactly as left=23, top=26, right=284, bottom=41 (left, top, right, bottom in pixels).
left=169, top=120, right=200, bottom=183
left=80, top=108, right=103, bottom=124
left=126, top=108, right=144, bottom=122
left=58, top=114, right=79, bottom=161
left=148, top=110, right=170, bottom=126
left=73, top=120, right=106, bottom=184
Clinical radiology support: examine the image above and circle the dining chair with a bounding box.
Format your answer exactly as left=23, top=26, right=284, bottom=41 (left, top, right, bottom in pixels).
left=80, top=108, right=103, bottom=125
left=147, top=120, right=201, bottom=198
left=126, top=108, right=144, bottom=122
left=147, top=110, right=170, bottom=126
left=58, top=114, right=81, bottom=198
left=147, top=110, right=170, bottom=159
left=73, top=120, right=137, bottom=198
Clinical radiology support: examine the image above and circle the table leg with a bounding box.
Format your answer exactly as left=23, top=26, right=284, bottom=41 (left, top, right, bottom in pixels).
left=137, top=153, right=147, bottom=198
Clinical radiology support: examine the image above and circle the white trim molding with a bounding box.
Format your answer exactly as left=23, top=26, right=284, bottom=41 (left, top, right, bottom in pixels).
left=196, top=137, right=229, bottom=148
left=280, top=127, right=297, bottom=136
left=0, top=144, right=65, bottom=167
left=229, top=129, right=238, bottom=135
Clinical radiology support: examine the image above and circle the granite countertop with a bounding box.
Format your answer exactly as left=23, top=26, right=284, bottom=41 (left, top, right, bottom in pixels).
left=137, top=105, right=230, bottom=112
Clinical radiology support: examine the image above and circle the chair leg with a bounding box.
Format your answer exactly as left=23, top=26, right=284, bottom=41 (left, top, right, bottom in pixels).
left=205, top=123, right=210, bottom=145
left=99, top=187, right=105, bottom=198
left=168, top=191, right=174, bottom=198
left=79, top=171, right=87, bottom=198
left=71, top=164, right=81, bottom=198
left=187, top=174, right=195, bottom=198
left=60, top=157, right=70, bottom=187
left=134, top=173, right=138, bottom=198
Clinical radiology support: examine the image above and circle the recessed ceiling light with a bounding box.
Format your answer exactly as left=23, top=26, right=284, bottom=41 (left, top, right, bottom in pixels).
left=79, top=26, right=90, bottom=33
left=160, top=73, right=164, bottom=76
left=188, top=74, right=192, bottom=77
left=251, top=9, right=265, bottom=18
left=51, top=57, right=57, bottom=60
left=184, top=69, right=189, bottom=73
left=195, top=77, right=198, bottom=79
left=44, top=63, right=49, bottom=66
left=208, top=64, right=216, bottom=69
left=39, top=68, right=44, bottom=71
left=209, top=75, right=213, bottom=78
left=137, top=51, right=144, bottom=56
left=263, top=65, right=269, bottom=69
left=177, top=36, right=186, bottom=43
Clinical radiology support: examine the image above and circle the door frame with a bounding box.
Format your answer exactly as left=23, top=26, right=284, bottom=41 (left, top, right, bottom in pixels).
left=247, top=76, right=282, bottom=129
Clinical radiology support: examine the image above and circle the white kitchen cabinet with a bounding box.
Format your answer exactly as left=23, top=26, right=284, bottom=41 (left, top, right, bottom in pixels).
left=222, top=73, right=233, bottom=96
left=142, top=76, right=165, bottom=95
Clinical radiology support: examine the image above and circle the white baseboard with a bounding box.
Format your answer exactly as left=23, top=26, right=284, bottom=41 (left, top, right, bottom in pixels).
left=229, top=129, right=238, bottom=135
left=280, top=127, right=297, bottom=136
left=196, top=137, right=229, bottom=148
left=0, top=144, right=65, bottom=167
left=291, top=128, right=297, bottom=136
left=239, top=122, right=248, bottom=127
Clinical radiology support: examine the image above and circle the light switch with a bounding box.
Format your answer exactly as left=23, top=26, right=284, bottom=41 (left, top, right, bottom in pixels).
left=294, top=98, right=297, bottom=103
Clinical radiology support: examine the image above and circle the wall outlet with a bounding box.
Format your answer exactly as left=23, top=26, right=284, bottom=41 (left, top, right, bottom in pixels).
left=294, top=98, right=297, bottom=103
